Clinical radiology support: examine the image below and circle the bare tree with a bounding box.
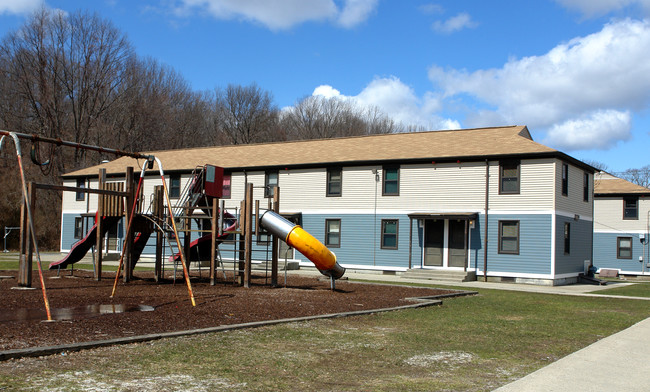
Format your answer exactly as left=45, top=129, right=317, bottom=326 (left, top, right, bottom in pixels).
left=617, top=165, right=650, bottom=188
left=0, top=8, right=134, bottom=249
left=281, top=95, right=396, bottom=140
left=212, top=83, right=279, bottom=145
left=0, top=8, right=134, bottom=172
left=107, top=57, right=211, bottom=152
left=581, top=159, right=609, bottom=172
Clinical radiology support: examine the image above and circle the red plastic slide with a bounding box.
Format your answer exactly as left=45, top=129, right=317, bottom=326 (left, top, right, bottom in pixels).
left=50, top=216, right=121, bottom=270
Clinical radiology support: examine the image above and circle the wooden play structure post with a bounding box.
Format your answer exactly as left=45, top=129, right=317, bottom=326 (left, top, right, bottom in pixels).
left=95, top=169, right=105, bottom=280
left=153, top=185, right=164, bottom=282
left=237, top=200, right=245, bottom=284
left=271, top=186, right=280, bottom=287
left=123, top=167, right=134, bottom=283
left=18, top=182, right=34, bottom=287
left=210, top=197, right=218, bottom=286
left=183, top=203, right=192, bottom=271
left=243, top=182, right=253, bottom=288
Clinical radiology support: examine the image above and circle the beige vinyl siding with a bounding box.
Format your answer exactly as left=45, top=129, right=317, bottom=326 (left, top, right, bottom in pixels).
left=61, top=179, right=88, bottom=212
left=555, top=160, right=593, bottom=218
left=260, top=167, right=379, bottom=212
left=489, top=158, right=555, bottom=211
left=399, top=162, right=485, bottom=212
left=594, top=197, right=650, bottom=232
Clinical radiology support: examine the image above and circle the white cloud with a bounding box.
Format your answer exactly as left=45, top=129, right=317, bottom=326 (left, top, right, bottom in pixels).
left=544, top=110, right=632, bottom=149
left=0, top=0, right=42, bottom=15
left=555, top=0, right=650, bottom=17
left=311, top=77, right=458, bottom=130
left=431, top=13, right=477, bottom=34
left=313, top=85, right=342, bottom=99
left=174, top=0, right=378, bottom=30
left=428, top=18, right=650, bottom=150
left=337, top=0, right=377, bottom=28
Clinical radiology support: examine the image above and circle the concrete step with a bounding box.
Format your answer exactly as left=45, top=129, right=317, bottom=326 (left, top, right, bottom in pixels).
left=401, top=268, right=476, bottom=282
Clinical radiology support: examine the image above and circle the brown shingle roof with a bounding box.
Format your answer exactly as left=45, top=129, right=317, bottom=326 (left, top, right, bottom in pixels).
left=63, top=125, right=559, bottom=177
left=595, top=172, right=650, bottom=195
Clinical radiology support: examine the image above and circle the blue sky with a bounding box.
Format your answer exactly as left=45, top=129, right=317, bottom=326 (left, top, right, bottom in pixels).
left=1, top=0, right=649, bottom=172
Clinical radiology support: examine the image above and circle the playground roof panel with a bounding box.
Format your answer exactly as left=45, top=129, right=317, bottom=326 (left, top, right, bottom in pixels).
left=63, top=125, right=584, bottom=177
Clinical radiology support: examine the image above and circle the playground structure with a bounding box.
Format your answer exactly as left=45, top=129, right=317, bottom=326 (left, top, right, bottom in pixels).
left=1, top=129, right=345, bottom=319
left=53, top=164, right=344, bottom=288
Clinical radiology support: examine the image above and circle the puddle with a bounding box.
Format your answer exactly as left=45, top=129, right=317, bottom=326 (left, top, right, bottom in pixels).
left=0, top=304, right=155, bottom=322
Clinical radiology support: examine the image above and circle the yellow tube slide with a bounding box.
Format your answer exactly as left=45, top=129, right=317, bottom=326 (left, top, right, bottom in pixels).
left=259, top=211, right=345, bottom=279
left=285, top=226, right=337, bottom=272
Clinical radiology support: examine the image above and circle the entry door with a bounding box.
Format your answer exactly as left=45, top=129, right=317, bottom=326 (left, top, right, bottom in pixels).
left=448, top=220, right=467, bottom=268
left=424, top=220, right=444, bottom=266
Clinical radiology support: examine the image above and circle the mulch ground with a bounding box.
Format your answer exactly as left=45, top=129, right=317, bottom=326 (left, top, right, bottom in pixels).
left=0, top=269, right=456, bottom=351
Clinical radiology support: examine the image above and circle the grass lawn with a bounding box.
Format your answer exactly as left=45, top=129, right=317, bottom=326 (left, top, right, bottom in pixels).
left=0, top=252, right=154, bottom=272
left=597, top=281, right=650, bottom=298
left=1, top=283, right=649, bottom=391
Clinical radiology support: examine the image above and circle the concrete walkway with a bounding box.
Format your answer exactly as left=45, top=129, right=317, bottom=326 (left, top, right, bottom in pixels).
left=494, top=316, right=650, bottom=391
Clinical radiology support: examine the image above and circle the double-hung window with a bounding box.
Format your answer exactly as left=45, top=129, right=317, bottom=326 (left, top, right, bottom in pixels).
left=222, top=173, right=231, bottom=199
left=327, top=167, right=342, bottom=197
left=498, top=220, right=519, bottom=254
left=76, top=178, right=86, bottom=201
left=265, top=171, right=278, bottom=198
left=74, top=217, right=84, bottom=239
left=624, top=197, right=638, bottom=220
left=561, top=163, right=569, bottom=196
left=325, top=219, right=341, bottom=248
left=564, top=222, right=571, bottom=255
left=169, top=174, right=181, bottom=198
left=381, top=219, right=398, bottom=249
left=499, top=161, right=520, bottom=194
left=382, top=166, right=399, bottom=196
left=617, top=237, right=633, bottom=259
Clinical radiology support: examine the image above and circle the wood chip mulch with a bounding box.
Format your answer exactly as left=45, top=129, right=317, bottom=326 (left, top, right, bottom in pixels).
left=0, top=269, right=458, bottom=352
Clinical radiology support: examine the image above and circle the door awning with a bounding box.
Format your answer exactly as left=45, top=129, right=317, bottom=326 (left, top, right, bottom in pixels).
left=408, top=212, right=478, bottom=220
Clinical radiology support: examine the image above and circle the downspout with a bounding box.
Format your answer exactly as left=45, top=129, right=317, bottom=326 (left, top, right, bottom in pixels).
left=484, top=159, right=489, bottom=282
left=590, top=173, right=594, bottom=273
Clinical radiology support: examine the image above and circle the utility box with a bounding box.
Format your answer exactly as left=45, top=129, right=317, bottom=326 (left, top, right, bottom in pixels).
left=203, top=165, right=224, bottom=198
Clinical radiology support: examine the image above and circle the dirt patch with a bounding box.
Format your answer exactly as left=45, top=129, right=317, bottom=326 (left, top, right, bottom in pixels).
left=0, top=269, right=456, bottom=352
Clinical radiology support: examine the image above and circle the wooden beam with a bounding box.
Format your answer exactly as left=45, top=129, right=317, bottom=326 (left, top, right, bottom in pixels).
left=244, top=183, right=253, bottom=288
left=33, top=183, right=127, bottom=197
left=95, top=169, right=106, bottom=280
left=271, top=186, right=280, bottom=287
left=154, top=186, right=164, bottom=282
left=123, top=167, right=134, bottom=282
left=210, top=197, right=218, bottom=286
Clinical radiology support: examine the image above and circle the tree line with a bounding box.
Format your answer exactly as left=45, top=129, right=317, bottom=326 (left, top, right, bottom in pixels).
left=0, top=8, right=405, bottom=249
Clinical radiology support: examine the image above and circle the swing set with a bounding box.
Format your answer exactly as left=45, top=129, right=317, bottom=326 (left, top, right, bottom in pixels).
left=0, top=130, right=196, bottom=321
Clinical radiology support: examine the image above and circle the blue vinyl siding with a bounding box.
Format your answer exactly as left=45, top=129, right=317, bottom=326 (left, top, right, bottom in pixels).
left=61, top=213, right=124, bottom=252
left=61, top=213, right=78, bottom=250
left=300, top=214, right=412, bottom=268
left=474, top=213, right=553, bottom=275
left=555, top=216, right=593, bottom=275
left=593, top=232, right=646, bottom=274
